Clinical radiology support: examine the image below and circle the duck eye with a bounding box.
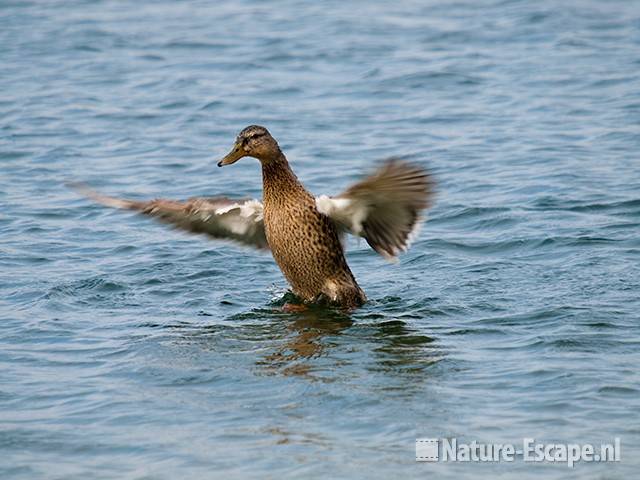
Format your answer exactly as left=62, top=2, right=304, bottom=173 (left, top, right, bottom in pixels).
left=240, top=132, right=266, bottom=148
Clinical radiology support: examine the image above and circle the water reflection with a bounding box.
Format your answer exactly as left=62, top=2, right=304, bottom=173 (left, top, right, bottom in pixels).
left=256, top=301, right=444, bottom=382
left=168, top=298, right=444, bottom=383
left=258, top=304, right=354, bottom=378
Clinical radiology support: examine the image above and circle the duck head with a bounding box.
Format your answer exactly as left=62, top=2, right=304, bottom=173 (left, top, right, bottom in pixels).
left=218, top=125, right=282, bottom=167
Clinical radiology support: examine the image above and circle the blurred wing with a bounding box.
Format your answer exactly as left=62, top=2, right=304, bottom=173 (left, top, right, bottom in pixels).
left=71, top=184, right=268, bottom=250
left=316, top=159, right=434, bottom=260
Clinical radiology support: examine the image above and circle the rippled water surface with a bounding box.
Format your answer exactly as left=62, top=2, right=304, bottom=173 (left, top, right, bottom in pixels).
left=2, top=0, right=640, bottom=478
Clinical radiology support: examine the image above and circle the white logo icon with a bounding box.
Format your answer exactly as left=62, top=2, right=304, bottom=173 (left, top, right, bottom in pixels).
left=416, top=438, right=439, bottom=462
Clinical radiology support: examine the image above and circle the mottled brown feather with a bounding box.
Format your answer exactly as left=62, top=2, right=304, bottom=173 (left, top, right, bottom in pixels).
left=261, top=157, right=366, bottom=306
left=69, top=183, right=268, bottom=249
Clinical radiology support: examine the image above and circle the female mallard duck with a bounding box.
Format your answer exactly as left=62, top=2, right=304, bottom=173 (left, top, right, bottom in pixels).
left=76, top=125, right=434, bottom=308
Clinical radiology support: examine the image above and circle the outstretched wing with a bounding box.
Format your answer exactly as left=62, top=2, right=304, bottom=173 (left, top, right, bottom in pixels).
left=71, top=184, right=268, bottom=250
left=316, top=159, right=434, bottom=260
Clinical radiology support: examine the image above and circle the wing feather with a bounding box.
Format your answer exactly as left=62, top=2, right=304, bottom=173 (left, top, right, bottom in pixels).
left=316, top=159, right=434, bottom=259
left=70, top=183, right=268, bottom=250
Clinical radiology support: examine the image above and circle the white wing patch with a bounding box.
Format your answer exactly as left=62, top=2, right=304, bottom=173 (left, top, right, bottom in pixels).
left=316, top=195, right=368, bottom=235
left=217, top=199, right=264, bottom=220
left=214, top=200, right=264, bottom=237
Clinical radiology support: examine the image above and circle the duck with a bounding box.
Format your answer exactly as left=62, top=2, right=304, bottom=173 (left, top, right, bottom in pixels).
left=74, top=125, right=434, bottom=308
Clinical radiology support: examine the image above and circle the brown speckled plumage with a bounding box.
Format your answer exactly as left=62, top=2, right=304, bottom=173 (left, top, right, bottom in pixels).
left=261, top=155, right=366, bottom=306
left=73, top=125, right=434, bottom=309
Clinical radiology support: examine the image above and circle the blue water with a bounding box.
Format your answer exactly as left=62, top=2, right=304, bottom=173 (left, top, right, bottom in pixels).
left=2, top=0, right=640, bottom=478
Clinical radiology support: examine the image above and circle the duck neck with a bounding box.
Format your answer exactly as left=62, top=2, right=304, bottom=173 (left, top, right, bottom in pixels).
left=261, top=152, right=305, bottom=203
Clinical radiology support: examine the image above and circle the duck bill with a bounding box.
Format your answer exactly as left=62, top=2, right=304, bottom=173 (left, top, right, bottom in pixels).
left=217, top=143, right=244, bottom=167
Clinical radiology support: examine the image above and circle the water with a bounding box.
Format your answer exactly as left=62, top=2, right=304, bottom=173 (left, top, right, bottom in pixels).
left=1, top=0, right=640, bottom=478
